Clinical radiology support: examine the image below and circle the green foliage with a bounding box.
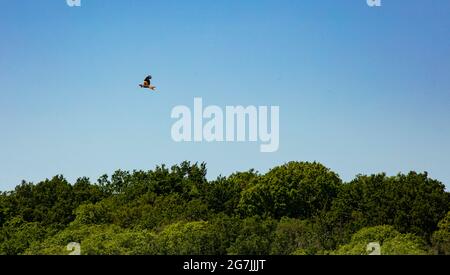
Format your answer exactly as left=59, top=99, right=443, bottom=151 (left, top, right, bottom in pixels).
left=238, top=162, right=342, bottom=219
left=432, top=211, right=450, bottom=254
left=12, top=176, right=75, bottom=225
left=333, top=225, right=429, bottom=255
left=73, top=177, right=105, bottom=205
left=382, top=234, right=429, bottom=255
left=155, top=221, right=217, bottom=255
left=0, top=217, right=49, bottom=255
left=25, top=224, right=110, bottom=255
left=140, top=194, right=193, bottom=229
left=25, top=224, right=156, bottom=255
left=0, top=162, right=448, bottom=255
left=205, top=171, right=258, bottom=215
left=207, top=214, right=241, bottom=255
left=227, top=216, right=277, bottom=255
left=72, top=201, right=114, bottom=226
left=80, top=227, right=157, bottom=255
left=271, top=217, right=322, bottom=255
left=330, top=172, right=449, bottom=241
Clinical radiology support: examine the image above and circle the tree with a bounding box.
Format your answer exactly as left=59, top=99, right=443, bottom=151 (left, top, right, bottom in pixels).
left=72, top=200, right=114, bottom=226
left=333, top=225, right=429, bottom=255
left=1, top=161, right=448, bottom=255
left=139, top=193, right=189, bottom=230
left=73, top=177, right=103, bottom=201
left=270, top=217, right=322, bottom=255
left=227, top=216, right=277, bottom=255
left=81, top=227, right=156, bottom=255
left=0, top=217, right=49, bottom=255
left=5, top=176, right=76, bottom=227
left=238, top=162, right=342, bottom=219
left=330, top=172, right=450, bottom=241
left=25, top=224, right=156, bottom=255
left=205, top=170, right=258, bottom=215
left=208, top=213, right=241, bottom=255
left=155, top=221, right=218, bottom=255
left=432, top=211, right=450, bottom=255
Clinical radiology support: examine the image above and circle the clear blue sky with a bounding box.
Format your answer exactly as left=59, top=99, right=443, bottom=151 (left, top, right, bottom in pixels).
left=1, top=0, right=449, bottom=191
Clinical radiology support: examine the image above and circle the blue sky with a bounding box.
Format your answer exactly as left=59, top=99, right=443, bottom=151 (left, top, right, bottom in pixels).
left=1, top=0, right=449, bottom=191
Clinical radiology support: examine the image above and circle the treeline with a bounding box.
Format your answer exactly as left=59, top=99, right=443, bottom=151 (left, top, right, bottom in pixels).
left=0, top=161, right=449, bottom=255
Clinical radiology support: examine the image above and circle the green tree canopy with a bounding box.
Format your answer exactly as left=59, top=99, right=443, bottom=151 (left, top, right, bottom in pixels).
left=238, top=162, right=342, bottom=219
left=333, top=225, right=429, bottom=255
